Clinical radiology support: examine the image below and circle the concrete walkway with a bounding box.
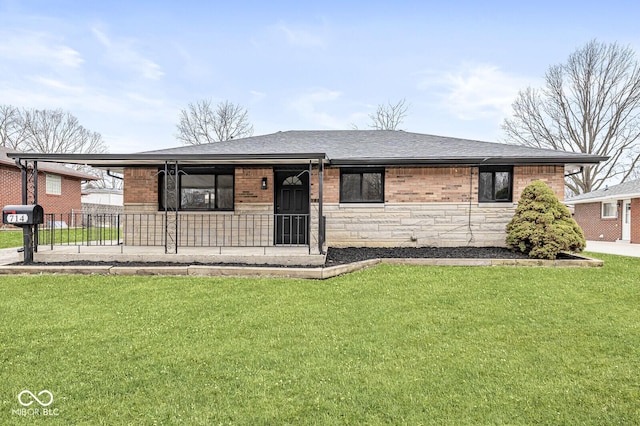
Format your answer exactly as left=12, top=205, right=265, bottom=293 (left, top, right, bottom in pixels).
left=0, top=247, right=21, bottom=266
left=585, top=240, right=640, bottom=258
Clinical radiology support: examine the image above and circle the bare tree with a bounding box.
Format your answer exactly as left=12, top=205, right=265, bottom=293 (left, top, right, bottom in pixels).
left=20, top=108, right=107, bottom=154
left=0, top=105, right=27, bottom=149
left=1, top=105, right=114, bottom=187
left=368, top=98, right=409, bottom=130
left=176, top=99, right=254, bottom=145
left=502, top=40, right=640, bottom=195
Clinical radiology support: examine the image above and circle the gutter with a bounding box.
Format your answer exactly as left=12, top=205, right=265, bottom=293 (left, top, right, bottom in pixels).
left=329, top=156, right=607, bottom=167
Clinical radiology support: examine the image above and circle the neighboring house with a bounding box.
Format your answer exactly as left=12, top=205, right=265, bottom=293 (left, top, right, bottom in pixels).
left=6, top=130, right=606, bottom=253
left=81, top=188, right=123, bottom=215
left=0, top=146, right=96, bottom=217
left=567, top=179, right=640, bottom=243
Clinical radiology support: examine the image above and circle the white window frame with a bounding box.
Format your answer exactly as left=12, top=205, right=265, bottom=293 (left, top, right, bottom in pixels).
left=601, top=201, right=617, bottom=219
left=46, top=173, right=62, bottom=195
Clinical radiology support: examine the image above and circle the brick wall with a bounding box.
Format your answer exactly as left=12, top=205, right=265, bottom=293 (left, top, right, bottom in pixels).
left=0, top=165, right=22, bottom=208
left=1, top=165, right=84, bottom=216
left=513, top=165, right=565, bottom=200
left=123, top=168, right=158, bottom=205
left=123, top=167, right=275, bottom=209
left=631, top=198, right=640, bottom=243
left=236, top=167, right=273, bottom=204
left=38, top=173, right=84, bottom=215
left=320, top=165, right=565, bottom=204
left=573, top=202, right=621, bottom=241
left=387, top=167, right=476, bottom=202
left=123, top=164, right=565, bottom=208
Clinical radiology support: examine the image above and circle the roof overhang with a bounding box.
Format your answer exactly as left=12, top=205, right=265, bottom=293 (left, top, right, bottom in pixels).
left=6, top=152, right=329, bottom=173
left=6, top=151, right=606, bottom=171
left=567, top=193, right=640, bottom=205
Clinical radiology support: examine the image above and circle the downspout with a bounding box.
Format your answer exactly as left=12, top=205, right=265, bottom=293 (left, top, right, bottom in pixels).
left=107, top=170, right=124, bottom=180
left=564, top=166, right=584, bottom=178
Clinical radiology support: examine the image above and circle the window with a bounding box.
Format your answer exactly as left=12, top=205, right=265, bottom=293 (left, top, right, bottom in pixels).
left=159, top=169, right=234, bottom=211
left=46, top=174, right=62, bottom=195
left=602, top=202, right=617, bottom=218
left=340, top=169, right=384, bottom=203
left=479, top=167, right=513, bottom=202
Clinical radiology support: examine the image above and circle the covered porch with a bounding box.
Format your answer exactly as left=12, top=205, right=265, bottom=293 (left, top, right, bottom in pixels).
left=7, top=151, right=328, bottom=265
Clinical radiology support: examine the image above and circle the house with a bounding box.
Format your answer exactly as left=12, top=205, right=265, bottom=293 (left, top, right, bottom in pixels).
left=567, top=179, right=640, bottom=243
left=82, top=188, right=123, bottom=215
left=0, top=146, right=96, bottom=219
left=6, top=130, right=606, bottom=255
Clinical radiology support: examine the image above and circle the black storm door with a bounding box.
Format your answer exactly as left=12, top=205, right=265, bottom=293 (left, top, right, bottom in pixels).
left=275, top=170, right=309, bottom=245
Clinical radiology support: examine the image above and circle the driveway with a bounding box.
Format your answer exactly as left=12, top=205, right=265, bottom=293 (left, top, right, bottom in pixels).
left=585, top=241, right=640, bottom=258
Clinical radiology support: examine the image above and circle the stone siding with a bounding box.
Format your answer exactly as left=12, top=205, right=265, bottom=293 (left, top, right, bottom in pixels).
left=323, top=202, right=515, bottom=247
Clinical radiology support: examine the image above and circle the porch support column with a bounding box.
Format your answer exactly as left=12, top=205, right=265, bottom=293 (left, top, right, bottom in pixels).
left=16, top=159, right=38, bottom=263
left=164, top=161, right=179, bottom=254
left=318, top=158, right=324, bottom=255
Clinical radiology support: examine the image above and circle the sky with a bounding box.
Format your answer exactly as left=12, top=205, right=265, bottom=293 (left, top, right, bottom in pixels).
left=1, top=0, right=639, bottom=153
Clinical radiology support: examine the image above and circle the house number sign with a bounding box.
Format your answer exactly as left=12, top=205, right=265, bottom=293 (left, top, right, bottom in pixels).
left=5, top=213, right=29, bottom=224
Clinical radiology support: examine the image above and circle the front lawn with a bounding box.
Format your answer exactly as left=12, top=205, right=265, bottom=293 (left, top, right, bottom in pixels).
left=1, top=254, right=638, bottom=424
left=0, top=230, right=23, bottom=249
left=0, top=227, right=120, bottom=249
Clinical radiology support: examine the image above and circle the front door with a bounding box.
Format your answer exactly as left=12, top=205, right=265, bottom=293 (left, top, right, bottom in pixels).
left=275, top=170, right=309, bottom=245
left=622, top=199, right=631, bottom=241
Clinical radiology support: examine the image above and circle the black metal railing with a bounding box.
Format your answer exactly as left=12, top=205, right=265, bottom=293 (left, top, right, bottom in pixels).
left=38, top=212, right=310, bottom=248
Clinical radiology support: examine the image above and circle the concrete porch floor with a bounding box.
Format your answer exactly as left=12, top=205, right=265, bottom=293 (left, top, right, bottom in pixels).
left=32, top=245, right=326, bottom=266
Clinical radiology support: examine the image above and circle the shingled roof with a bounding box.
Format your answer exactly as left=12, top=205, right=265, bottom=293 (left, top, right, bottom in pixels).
left=0, top=146, right=97, bottom=180
left=143, top=130, right=607, bottom=166
left=4, top=130, right=607, bottom=169
left=567, top=179, right=640, bottom=204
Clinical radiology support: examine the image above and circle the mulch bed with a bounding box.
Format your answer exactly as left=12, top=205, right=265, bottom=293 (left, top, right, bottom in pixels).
left=325, top=246, right=530, bottom=266
left=14, top=247, right=538, bottom=268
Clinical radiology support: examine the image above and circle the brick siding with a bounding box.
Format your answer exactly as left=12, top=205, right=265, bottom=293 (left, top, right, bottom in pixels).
left=631, top=198, right=640, bottom=243
left=573, top=202, right=621, bottom=241
left=1, top=165, right=84, bottom=217
left=319, top=165, right=564, bottom=204
left=123, top=168, right=158, bottom=205
left=235, top=167, right=273, bottom=204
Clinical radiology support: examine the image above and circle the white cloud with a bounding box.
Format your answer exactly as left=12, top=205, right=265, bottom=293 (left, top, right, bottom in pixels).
left=31, top=76, right=84, bottom=93
left=91, top=26, right=164, bottom=80
left=420, top=64, right=535, bottom=121
left=289, top=88, right=346, bottom=129
left=249, top=90, right=267, bottom=104
left=288, top=88, right=368, bottom=130
left=273, top=21, right=327, bottom=48
left=0, top=31, right=83, bottom=68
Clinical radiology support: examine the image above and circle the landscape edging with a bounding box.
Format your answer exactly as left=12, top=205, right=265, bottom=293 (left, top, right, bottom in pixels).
left=0, top=253, right=603, bottom=278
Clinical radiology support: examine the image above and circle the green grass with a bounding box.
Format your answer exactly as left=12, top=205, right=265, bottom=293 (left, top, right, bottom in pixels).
left=1, top=254, right=639, bottom=424
left=0, top=228, right=119, bottom=249
left=37, top=226, right=121, bottom=246
left=0, top=230, right=23, bottom=249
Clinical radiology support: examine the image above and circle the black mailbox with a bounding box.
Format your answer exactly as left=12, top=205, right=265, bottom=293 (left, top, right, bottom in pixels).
left=2, top=205, right=44, bottom=226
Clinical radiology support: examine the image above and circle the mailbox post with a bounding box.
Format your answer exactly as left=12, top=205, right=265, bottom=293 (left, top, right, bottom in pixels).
left=2, top=205, right=44, bottom=264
